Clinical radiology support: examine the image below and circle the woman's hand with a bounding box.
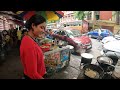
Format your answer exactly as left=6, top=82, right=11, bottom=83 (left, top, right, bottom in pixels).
left=40, top=77, right=44, bottom=79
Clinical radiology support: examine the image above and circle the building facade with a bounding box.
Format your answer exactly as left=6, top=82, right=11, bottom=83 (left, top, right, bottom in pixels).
left=59, top=11, right=75, bottom=24
left=87, top=11, right=116, bottom=32
left=0, top=12, right=23, bottom=31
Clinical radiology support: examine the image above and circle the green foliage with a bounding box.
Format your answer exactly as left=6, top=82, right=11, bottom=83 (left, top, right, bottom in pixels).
left=74, top=11, right=85, bottom=20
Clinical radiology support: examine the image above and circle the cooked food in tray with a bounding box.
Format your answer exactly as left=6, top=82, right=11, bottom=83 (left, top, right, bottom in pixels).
left=84, top=68, right=99, bottom=79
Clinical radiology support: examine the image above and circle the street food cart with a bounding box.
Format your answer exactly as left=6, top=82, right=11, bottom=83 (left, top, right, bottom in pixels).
left=44, top=45, right=71, bottom=76
left=38, top=37, right=73, bottom=76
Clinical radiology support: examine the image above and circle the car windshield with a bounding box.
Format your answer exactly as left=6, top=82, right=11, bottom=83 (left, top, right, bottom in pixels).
left=94, top=29, right=106, bottom=32
left=66, top=30, right=81, bottom=38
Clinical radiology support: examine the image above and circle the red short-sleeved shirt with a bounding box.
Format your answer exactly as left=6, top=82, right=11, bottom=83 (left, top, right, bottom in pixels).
left=20, top=35, right=46, bottom=79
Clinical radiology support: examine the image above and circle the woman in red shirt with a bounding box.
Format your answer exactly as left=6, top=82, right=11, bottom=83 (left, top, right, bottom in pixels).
left=20, top=14, right=46, bottom=79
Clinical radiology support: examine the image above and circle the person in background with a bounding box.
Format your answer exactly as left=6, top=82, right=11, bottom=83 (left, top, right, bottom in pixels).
left=9, top=28, right=14, bottom=48
left=4, top=34, right=11, bottom=52
left=9, top=28, right=17, bottom=48
left=20, top=14, right=46, bottom=79
left=17, top=27, right=22, bottom=48
left=0, top=32, right=2, bottom=45
left=0, top=32, right=3, bottom=52
left=2, top=30, right=10, bottom=53
left=13, top=28, right=18, bottom=47
left=97, top=28, right=102, bottom=42
left=21, top=29, right=28, bottom=39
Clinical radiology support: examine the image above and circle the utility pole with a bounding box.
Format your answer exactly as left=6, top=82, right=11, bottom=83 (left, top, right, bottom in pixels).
left=116, top=11, right=120, bottom=25
left=91, top=11, right=95, bottom=30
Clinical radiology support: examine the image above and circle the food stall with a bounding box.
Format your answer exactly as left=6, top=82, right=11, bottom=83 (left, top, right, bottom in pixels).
left=38, top=37, right=73, bottom=76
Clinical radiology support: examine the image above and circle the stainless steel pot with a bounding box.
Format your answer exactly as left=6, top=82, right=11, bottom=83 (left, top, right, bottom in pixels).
left=97, top=56, right=115, bottom=72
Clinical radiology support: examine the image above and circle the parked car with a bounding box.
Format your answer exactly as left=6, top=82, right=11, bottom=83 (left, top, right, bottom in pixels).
left=53, top=28, right=92, bottom=54
left=87, top=29, right=113, bottom=39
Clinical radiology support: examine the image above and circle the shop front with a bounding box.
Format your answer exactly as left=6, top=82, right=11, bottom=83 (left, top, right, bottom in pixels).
left=88, top=20, right=116, bottom=33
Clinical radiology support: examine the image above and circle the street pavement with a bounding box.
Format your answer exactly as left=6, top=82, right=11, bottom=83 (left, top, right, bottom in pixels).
left=50, top=38, right=103, bottom=79
left=0, top=38, right=119, bottom=79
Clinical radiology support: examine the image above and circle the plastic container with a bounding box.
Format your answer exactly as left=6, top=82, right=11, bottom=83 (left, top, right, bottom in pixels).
left=81, top=53, right=93, bottom=64
left=40, top=44, right=51, bottom=52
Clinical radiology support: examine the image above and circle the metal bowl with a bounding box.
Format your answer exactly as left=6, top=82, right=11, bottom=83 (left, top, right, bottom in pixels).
left=97, top=56, right=114, bottom=72
left=97, top=56, right=113, bottom=65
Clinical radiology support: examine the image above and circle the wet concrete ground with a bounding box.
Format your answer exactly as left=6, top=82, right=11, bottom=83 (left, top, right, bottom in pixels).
left=0, top=38, right=116, bottom=79
left=0, top=48, right=23, bottom=79
left=51, top=38, right=102, bottom=79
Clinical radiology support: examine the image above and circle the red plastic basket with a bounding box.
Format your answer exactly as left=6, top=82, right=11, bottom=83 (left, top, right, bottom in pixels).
left=40, top=44, right=51, bottom=52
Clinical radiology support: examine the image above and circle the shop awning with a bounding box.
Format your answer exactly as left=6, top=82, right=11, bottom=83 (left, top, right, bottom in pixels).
left=7, top=18, right=24, bottom=26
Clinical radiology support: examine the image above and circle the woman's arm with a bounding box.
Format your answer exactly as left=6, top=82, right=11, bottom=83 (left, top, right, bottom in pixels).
left=51, top=34, right=78, bottom=48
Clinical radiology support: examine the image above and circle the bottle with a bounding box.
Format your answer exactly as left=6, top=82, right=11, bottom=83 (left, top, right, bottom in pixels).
left=52, top=40, right=55, bottom=47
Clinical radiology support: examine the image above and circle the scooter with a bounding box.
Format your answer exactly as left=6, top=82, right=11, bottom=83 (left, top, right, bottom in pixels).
left=101, top=40, right=120, bottom=65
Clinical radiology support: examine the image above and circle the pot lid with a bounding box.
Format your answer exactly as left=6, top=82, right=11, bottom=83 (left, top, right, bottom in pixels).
left=81, top=53, right=93, bottom=59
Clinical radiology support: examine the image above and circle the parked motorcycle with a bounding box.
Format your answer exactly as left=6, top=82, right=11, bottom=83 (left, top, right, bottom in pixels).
left=101, top=40, right=120, bottom=65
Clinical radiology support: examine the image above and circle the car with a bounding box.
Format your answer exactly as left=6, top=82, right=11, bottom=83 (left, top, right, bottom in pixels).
left=53, top=28, right=92, bottom=54
left=87, top=29, right=113, bottom=39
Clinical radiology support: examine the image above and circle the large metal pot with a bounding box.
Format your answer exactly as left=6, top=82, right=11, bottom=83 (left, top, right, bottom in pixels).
left=83, top=64, right=104, bottom=79
left=81, top=53, right=93, bottom=64
left=97, top=56, right=115, bottom=72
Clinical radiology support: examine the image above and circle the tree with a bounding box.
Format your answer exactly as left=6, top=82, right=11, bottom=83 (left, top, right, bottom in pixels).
left=74, top=11, right=89, bottom=20
left=84, top=11, right=91, bottom=20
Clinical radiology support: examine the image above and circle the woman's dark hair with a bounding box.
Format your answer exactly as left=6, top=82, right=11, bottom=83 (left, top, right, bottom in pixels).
left=25, top=14, right=46, bottom=30
left=22, top=29, right=27, bottom=34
